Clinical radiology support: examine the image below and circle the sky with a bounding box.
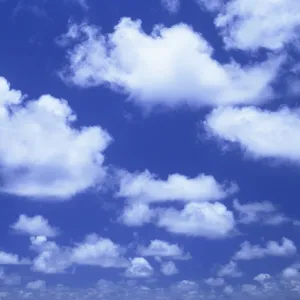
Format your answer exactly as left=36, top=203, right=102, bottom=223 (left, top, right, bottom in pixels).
left=0, top=0, right=300, bottom=299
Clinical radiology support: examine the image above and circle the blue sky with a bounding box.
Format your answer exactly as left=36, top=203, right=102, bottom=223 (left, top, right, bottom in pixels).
left=0, top=0, right=300, bottom=299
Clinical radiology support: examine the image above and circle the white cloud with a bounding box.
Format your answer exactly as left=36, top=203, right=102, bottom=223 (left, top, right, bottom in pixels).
left=60, top=18, right=283, bottom=108
left=233, top=238, right=297, bottom=260
left=282, top=267, right=300, bottom=279
left=70, top=234, right=129, bottom=268
left=157, top=202, right=236, bottom=238
left=215, top=0, right=300, bottom=51
left=161, top=261, right=178, bottom=276
left=11, top=215, right=58, bottom=237
left=254, top=273, right=271, bottom=283
left=30, top=234, right=128, bottom=274
left=30, top=236, right=71, bottom=274
left=0, top=251, right=30, bottom=265
left=205, top=106, right=300, bottom=164
left=161, top=0, right=180, bottom=13
left=120, top=203, right=155, bottom=227
left=196, top=0, right=222, bottom=12
left=26, top=280, right=46, bottom=290
left=217, top=261, right=242, bottom=278
left=233, top=199, right=289, bottom=226
left=205, top=277, right=225, bottom=287
left=124, top=257, right=153, bottom=278
left=117, top=170, right=237, bottom=203
left=137, top=240, right=191, bottom=260
left=0, top=77, right=111, bottom=199
left=223, top=285, right=234, bottom=295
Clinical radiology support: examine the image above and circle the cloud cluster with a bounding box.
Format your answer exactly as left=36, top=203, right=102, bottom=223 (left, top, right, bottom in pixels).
left=30, top=234, right=129, bottom=273
left=120, top=201, right=236, bottom=239
left=233, top=238, right=297, bottom=260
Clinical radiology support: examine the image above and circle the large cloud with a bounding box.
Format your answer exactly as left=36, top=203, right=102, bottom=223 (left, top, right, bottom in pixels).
left=215, top=0, right=300, bottom=51
left=0, top=77, right=111, bottom=199
left=59, top=18, right=283, bottom=108
left=205, top=106, right=300, bottom=164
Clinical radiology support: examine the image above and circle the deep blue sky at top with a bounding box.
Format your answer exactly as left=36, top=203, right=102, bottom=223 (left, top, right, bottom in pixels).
left=0, top=0, right=300, bottom=290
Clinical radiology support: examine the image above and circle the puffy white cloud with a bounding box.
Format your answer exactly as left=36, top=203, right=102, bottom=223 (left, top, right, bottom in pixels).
left=205, top=106, right=300, bottom=164
left=0, top=77, right=111, bottom=199
left=124, top=257, right=153, bottom=278
left=30, top=236, right=71, bottom=274
left=161, top=0, right=180, bottom=13
left=217, top=261, right=242, bottom=278
left=70, top=234, right=129, bottom=268
left=30, top=234, right=128, bottom=274
left=157, top=202, right=236, bottom=238
left=233, top=238, right=297, bottom=260
left=120, top=203, right=155, bottom=227
left=254, top=273, right=271, bottom=283
left=11, top=215, right=58, bottom=237
left=161, top=261, right=178, bottom=276
left=60, top=18, right=282, bottom=108
left=137, top=240, right=191, bottom=260
left=26, top=280, right=46, bottom=290
left=223, top=285, right=234, bottom=295
left=215, top=0, right=300, bottom=51
left=282, top=267, right=300, bottom=279
left=233, top=199, right=289, bottom=226
left=205, top=277, right=225, bottom=287
left=0, top=251, right=30, bottom=265
left=117, top=170, right=237, bottom=203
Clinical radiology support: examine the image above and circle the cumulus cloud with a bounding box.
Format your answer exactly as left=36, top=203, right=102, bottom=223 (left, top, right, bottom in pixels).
left=59, top=18, right=283, bottom=108
left=124, top=257, right=153, bottom=278
left=26, top=280, right=46, bottom=290
left=120, top=203, right=155, bottom=226
left=157, top=202, right=236, bottom=238
left=70, top=234, right=129, bottom=268
left=233, top=199, right=289, bottom=226
left=282, top=266, right=300, bottom=279
left=204, top=277, right=225, bottom=287
left=0, top=77, right=111, bottom=199
left=11, top=215, right=58, bottom=237
left=0, top=251, right=30, bottom=265
left=117, top=170, right=237, bottom=203
left=217, top=261, right=242, bottom=278
left=30, top=234, right=128, bottom=274
left=233, top=238, right=297, bottom=260
left=215, top=0, right=300, bottom=51
left=254, top=273, right=271, bottom=283
left=137, top=240, right=191, bottom=260
left=205, top=106, right=300, bottom=164
left=161, top=261, right=178, bottom=276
